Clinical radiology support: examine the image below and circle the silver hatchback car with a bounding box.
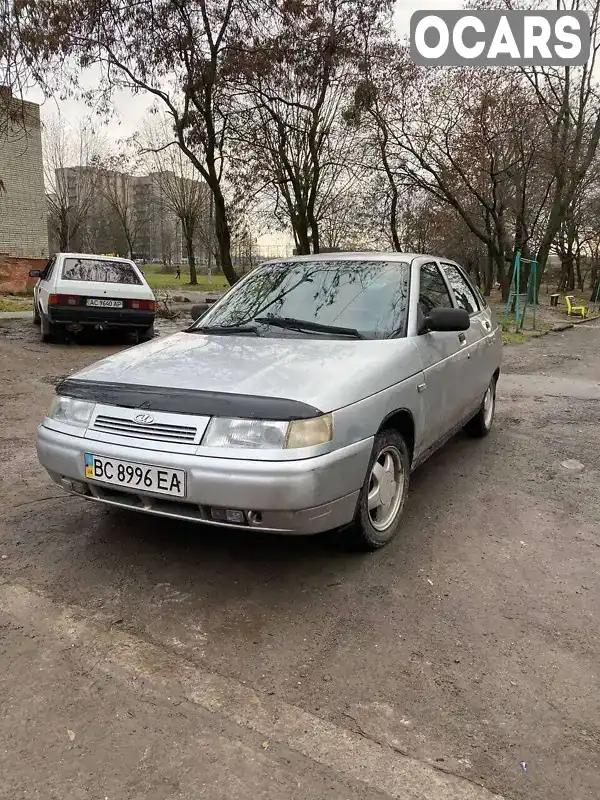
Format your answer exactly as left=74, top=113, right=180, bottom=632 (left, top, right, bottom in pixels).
left=36, top=253, right=502, bottom=550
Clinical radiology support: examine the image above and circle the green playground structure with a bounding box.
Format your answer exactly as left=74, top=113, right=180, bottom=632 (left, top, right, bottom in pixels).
left=503, top=251, right=538, bottom=331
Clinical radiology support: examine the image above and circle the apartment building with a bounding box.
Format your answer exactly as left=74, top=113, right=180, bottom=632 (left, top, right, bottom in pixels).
left=50, top=166, right=209, bottom=264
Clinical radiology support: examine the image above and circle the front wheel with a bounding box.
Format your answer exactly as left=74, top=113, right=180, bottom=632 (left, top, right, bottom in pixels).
left=345, top=430, right=410, bottom=551
left=33, top=303, right=41, bottom=325
left=464, top=376, right=497, bottom=438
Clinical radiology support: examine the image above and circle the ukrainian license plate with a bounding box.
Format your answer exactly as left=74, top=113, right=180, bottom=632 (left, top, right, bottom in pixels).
left=84, top=453, right=186, bottom=497
left=86, top=298, right=123, bottom=308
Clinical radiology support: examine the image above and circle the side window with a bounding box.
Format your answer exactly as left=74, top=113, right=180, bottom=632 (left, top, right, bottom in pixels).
left=43, top=257, right=56, bottom=281
left=441, top=263, right=480, bottom=315
left=419, top=262, right=453, bottom=315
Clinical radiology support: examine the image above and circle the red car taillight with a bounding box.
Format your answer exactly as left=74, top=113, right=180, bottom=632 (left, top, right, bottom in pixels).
left=48, top=294, right=82, bottom=306
left=125, top=299, right=156, bottom=311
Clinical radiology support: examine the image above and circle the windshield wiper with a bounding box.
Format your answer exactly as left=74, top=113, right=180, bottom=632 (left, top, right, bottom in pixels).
left=254, top=316, right=364, bottom=339
left=189, top=323, right=260, bottom=336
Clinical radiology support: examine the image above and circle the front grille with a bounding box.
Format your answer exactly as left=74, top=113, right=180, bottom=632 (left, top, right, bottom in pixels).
left=92, top=414, right=197, bottom=443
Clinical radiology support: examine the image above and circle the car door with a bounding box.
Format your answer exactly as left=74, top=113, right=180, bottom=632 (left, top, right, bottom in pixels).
left=439, top=261, right=490, bottom=413
left=35, top=256, right=56, bottom=315
left=413, top=261, right=474, bottom=452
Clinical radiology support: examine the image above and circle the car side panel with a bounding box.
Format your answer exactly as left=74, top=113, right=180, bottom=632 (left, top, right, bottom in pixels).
left=439, top=261, right=501, bottom=405
left=37, top=268, right=54, bottom=315
left=413, top=330, right=474, bottom=449
left=332, top=367, right=426, bottom=459
left=467, top=308, right=498, bottom=402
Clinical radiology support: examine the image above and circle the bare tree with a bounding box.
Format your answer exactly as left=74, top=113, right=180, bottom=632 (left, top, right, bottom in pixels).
left=473, top=0, right=600, bottom=281
left=44, top=114, right=104, bottom=251
left=139, top=119, right=210, bottom=284
left=97, top=156, right=146, bottom=258
left=229, top=0, right=387, bottom=254
left=16, top=0, right=266, bottom=286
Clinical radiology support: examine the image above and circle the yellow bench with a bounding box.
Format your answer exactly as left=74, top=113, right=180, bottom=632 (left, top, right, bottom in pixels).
left=565, top=295, right=588, bottom=318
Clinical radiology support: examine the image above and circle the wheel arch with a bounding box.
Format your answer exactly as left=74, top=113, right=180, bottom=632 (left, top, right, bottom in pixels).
left=377, top=408, right=415, bottom=465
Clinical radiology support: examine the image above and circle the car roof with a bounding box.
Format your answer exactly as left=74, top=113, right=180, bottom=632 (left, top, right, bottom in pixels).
left=57, top=252, right=135, bottom=263
left=262, top=251, right=445, bottom=264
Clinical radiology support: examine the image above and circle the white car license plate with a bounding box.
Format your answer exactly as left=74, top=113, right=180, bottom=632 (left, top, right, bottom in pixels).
left=86, top=298, right=124, bottom=308
left=84, top=453, right=186, bottom=497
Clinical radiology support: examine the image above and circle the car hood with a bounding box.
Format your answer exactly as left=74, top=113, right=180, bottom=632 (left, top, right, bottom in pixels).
left=73, top=331, right=423, bottom=413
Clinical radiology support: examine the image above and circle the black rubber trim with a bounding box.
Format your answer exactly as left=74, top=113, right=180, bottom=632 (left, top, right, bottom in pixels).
left=49, top=307, right=154, bottom=327
left=56, top=379, right=323, bottom=421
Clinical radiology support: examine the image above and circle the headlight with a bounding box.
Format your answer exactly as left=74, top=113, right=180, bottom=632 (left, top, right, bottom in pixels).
left=48, top=396, right=94, bottom=429
left=202, top=414, right=333, bottom=450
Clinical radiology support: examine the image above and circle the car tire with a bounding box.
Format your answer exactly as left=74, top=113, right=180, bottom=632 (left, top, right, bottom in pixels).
left=138, top=324, right=155, bottom=343
left=464, top=376, right=497, bottom=438
left=40, top=313, right=62, bottom=344
left=345, top=430, right=410, bottom=551
left=33, top=303, right=41, bottom=325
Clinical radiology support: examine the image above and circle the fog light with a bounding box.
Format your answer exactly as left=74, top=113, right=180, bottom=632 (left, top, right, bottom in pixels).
left=71, top=480, right=89, bottom=495
left=247, top=511, right=262, bottom=524
left=209, top=507, right=247, bottom=525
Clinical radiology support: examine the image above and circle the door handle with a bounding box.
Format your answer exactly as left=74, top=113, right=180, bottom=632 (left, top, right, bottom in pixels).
left=458, top=333, right=467, bottom=344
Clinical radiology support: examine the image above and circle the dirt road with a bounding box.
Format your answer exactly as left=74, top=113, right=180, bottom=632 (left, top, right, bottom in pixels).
left=1, top=317, right=599, bottom=800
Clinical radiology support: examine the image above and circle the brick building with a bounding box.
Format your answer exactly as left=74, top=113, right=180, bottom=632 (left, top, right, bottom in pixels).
left=0, top=87, right=49, bottom=290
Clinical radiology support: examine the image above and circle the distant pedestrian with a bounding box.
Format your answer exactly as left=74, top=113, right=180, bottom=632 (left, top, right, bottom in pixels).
left=176, top=265, right=181, bottom=280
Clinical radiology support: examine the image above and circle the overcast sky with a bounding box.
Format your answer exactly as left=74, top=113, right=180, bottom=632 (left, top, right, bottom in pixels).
left=27, top=0, right=463, bottom=137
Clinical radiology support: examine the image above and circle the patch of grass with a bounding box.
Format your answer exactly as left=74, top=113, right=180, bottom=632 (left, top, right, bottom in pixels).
left=0, top=296, right=33, bottom=312
left=501, top=330, right=526, bottom=345
left=531, top=322, right=554, bottom=336
left=142, top=264, right=229, bottom=292
left=10, top=286, right=35, bottom=297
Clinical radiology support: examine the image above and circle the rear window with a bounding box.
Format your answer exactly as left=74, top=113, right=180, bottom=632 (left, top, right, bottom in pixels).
left=61, top=258, right=142, bottom=285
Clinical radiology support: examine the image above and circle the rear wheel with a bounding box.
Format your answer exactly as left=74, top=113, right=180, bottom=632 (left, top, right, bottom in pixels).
left=40, top=313, right=62, bottom=343
left=137, top=324, right=155, bottom=343
left=345, top=430, right=410, bottom=551
left=464, top=376, right=497, bottom=438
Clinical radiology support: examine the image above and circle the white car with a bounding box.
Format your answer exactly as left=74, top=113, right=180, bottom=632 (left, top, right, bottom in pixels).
left=30, top=253, right=156, bottom=343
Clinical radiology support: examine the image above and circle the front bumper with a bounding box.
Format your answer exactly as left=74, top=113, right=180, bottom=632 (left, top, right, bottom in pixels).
left=36, top=424, right=373, bottom=534
left=48, top=307, right=155, bottom=329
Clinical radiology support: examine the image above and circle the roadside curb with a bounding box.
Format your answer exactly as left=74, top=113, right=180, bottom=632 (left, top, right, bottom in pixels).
left=503, top=314, right=599, bottom=345
left=571, top=314, right=600, bottom=325
left=0, top=310, right=31, bottom=320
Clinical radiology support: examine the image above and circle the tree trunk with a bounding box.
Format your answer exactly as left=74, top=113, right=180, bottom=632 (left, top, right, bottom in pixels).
left=484, top=244, right=494, bottom=296
left=182, top=220, right=197, bottom=285
left=309, top=218, right=320, bottom=254
left=293, top=218, right=311, bottom=255
left=213, top=187, right=237, bottom=286
left=59, top=213, right=70, bottom=251
left=125, top=233, right=134, bottom=260
left=495, top=250, right=509, bottom=301
left=590, top=260, right=599, bottom=302
left=575, top=252, right=583, bottom=291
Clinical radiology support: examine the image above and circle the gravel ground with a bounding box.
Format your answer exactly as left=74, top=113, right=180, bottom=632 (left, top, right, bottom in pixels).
left=0, top=316, right=599, bottom=800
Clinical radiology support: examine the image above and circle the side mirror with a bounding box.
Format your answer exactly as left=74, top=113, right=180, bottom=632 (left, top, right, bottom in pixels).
left=190, top=303, right=209, bottom=321
left=29, top=269, right=42, bottom=278
left=422, top=307, right=470, bottom=333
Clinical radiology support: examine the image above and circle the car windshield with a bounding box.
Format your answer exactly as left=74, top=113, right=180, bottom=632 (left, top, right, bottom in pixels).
left=62, top=258, right=142, bottom=285
left=193, top=259, right=411, bottom=339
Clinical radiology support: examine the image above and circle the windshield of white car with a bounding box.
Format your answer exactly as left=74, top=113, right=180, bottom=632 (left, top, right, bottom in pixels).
left=191, top=260, right=411, bottom=339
